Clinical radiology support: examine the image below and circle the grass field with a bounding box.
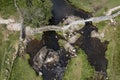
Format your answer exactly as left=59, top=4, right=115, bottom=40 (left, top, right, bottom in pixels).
left=68, top=0, right=120, bottom=16
left=0, top=25, right=43, bottom=80
left=0, top=26, right=19, bottom=80
left=103, top=17, right=120, bottom=80
left=63, top=49, right=94, bottom=80
left=9, top=55, right=43, bottom=80
left=0, top=0, right=45, bottom=80
left=68, top=0, right=120, bottom=80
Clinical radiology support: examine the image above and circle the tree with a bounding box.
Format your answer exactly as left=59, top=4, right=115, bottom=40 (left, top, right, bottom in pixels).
left=16, top=0, right=52, bottom=28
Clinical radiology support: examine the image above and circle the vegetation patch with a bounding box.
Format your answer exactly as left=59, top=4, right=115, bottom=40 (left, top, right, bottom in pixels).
left=16, top=0, right=52, bottom=27
left=105, top=18, right=120, bottom=80
left=68, top=0, right=120, bottom=16
left=64, top=49, right=94, bottom=80
left=0, top=26, right=19, bottom=80
left=9, top=55, right=43, bottom=80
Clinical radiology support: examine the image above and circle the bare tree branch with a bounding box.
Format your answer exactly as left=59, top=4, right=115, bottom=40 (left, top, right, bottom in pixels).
left=31, top=10, right=120, bottom=34
left=0, top=18, right=15, bottom=24
left=14, top=0, right=23, bottom=24
left=14, top=0, right=25, bottom=41
left=0, top=7, right=120, bottom=36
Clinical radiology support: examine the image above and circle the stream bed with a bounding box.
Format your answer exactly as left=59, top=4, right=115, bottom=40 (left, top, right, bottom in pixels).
left=26, top=0, right=109, bottom=80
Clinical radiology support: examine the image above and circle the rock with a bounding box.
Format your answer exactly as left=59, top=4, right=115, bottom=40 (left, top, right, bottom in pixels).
left=27, top=31, right=72, bottom=80
left=7, top=23, right=21, bottom=31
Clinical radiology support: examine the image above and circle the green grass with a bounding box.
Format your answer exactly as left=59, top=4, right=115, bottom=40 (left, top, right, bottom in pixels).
left=9, top=54, right=42, bottom=80
left=0, top=26, right=19, bottom=80
left=0, top=1, right=18, bottom=77
left=0, top=0, right=52, bottom=80
left=68, top=0, right=93, bottom=12
left=68, top=0, right=120, bottom=16
left=17, top=0, right=52, bottom=27
left=0, top=0, right=120, bottom=80
left=0, top=25, right=43, bottom=80
left=95, top=16, right=120, bottom=80
left=105, top=21, right=120, bottom=79
left=64, top=49, right=94, bottom=80
left=68, top=0, right=120, bottom=79
left=0, top=0, right=16, bottom=18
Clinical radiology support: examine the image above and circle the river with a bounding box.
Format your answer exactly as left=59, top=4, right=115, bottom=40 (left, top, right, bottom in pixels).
left=51, top=0, right=108, bottom=75
left=26, top=0, right=109, bottom=80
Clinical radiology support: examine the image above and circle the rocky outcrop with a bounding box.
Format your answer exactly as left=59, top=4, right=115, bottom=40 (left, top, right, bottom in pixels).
left=26, top=31, right=71, bottom=80
left=73, top=22, right=109, bottom=76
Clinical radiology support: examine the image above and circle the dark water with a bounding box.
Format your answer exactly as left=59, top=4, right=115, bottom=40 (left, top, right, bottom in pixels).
left=26, top=0, right=109, bottom=80
left=26, top=31, right=71, bottom=80
left=50, top=0, right=108, bottom=74
left=73, top=22, right=108, bottom=73
left=50, top=0, right=92, bottom=25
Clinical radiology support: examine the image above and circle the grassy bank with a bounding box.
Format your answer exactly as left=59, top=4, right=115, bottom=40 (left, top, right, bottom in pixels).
left=64, top=49, right=94, bottom=80
left=94, top=15, right=120, bottom=80
left=68, top=0, right=120, bottom=16
left=0, top=0, right=16, bottom=18
left=9, top=55, right=42, bottom=80
left=0, top=25, right=43, bottom=80
left=68, top=0, right=120, bottom=80
left=0, top=0, right=120, bottom=80
left=0, top=0, right=52, bottom=80
left=105, top=18, right=120, bottom=80
left=0, top=26, right=19, bottom=80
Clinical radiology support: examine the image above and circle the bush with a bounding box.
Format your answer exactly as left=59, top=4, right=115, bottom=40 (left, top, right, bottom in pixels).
left=17, top=0, right=52, bottom=27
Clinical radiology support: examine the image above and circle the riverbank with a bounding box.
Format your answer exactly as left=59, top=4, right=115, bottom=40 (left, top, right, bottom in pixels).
left=0, top=0, right=120, bottom=80
left=67, top=0, right=120, bottom=80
